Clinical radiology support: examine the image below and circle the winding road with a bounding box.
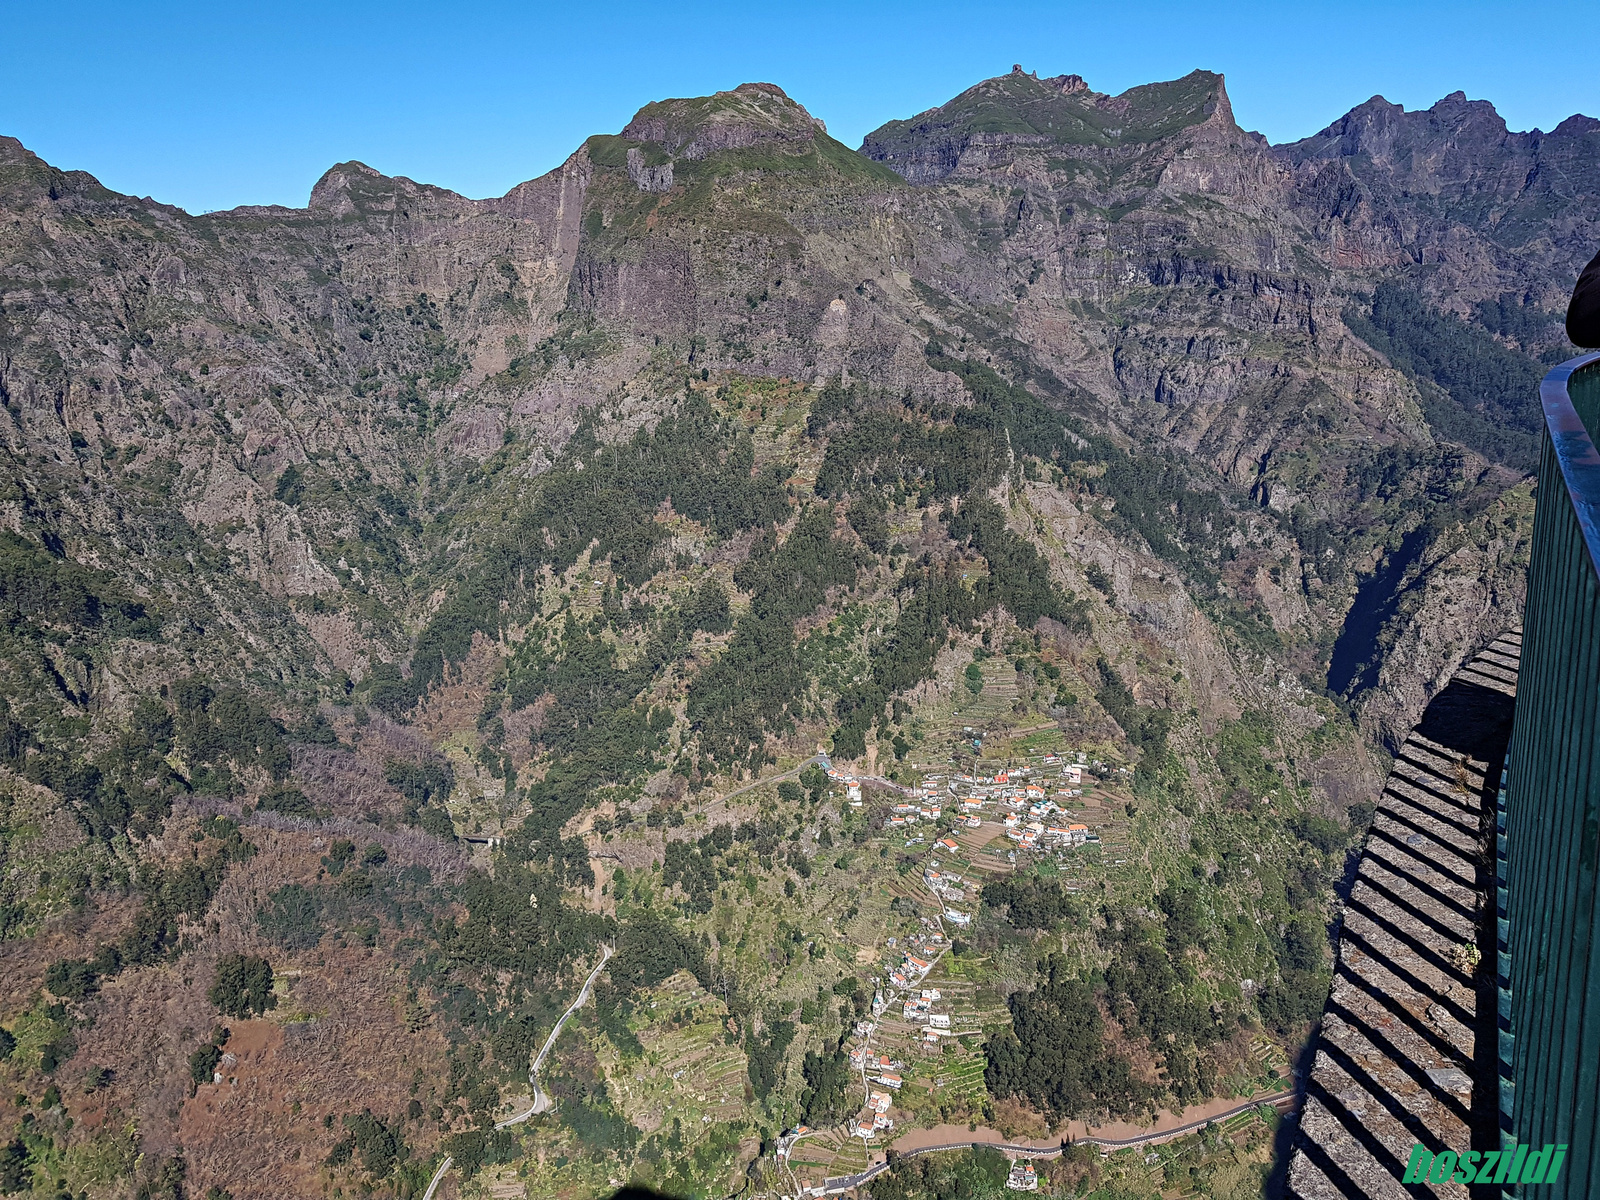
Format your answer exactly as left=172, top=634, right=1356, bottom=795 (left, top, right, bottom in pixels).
left=421, top=945, right=614, bottom=1200
left=509, top=944, right=614, bottom=1123
left=799, top=1091, right=1296, bottom=1196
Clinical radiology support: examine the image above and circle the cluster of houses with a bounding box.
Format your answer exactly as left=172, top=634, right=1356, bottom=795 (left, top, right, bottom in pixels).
left=950, top=759, right=1086, bottom=795
left=842, top=1004, right=902, bottom=1141
left=850, top=1087, right=895, bottom=1137
left=984, top=770, right=1100, bottom=854
left=885, top=942, right=937, bottom=990
left=845, top=908, right=962, bottom=1140
left=844, top=1042, right=904, bottom=1140
left=844, top=1026, right=903, bottom=1136
left=942, top=759, right=1102, bottom=853
left=850, top=1045, right=904, bottom=1086
left=871, top=922, right=946, bottom=994
left=885, top=798, right=943, bottom=830
left=852, top=1112, right=895, bottom=1138
left=1004, top=811, right=1094, bottom=851
left=901, top=987, right=956, bottom=1045
left=876, top=755, right=1107, bottom=855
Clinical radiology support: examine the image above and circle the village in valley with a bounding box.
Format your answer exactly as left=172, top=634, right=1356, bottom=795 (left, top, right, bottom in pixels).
left=771, top=742, right=1132, bottom=1195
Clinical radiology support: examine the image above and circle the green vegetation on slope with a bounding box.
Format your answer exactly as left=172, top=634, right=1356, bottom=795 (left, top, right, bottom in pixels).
left=1345, top=282, right=1545, bottom=468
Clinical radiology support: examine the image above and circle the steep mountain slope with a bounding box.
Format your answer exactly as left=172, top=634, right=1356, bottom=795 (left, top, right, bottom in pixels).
left=857, top=68, right=1564, bottom=750
left=0, top=72, right=1585, bottom=1198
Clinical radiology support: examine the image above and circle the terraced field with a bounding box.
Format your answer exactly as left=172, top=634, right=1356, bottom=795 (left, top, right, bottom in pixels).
left=821, top=1132, right=873, bottom=1176
left=599, top=971, right=750, bottom=1134
left=930, top=1041, right=990, bottom=1103
left=1128, top=1105, right=1279, bottom=1198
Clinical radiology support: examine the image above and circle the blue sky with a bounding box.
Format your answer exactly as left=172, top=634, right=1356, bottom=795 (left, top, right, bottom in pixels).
left=3, top=0, right=1596, bottom=214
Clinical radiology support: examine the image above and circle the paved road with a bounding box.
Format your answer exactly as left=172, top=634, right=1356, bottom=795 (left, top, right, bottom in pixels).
left=420, top=946, right=614, bottom=1200
left=502, top=944, right=615, bottom=1126
left=420, top=1154, right=454, bottom=1200
left=804, top=1091, right=1296, bottom=1195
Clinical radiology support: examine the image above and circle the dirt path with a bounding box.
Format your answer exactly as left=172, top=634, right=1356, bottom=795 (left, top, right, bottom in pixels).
left=714, top=755, right=824, bottom=807
left=712, top=753, right=912, bottom=813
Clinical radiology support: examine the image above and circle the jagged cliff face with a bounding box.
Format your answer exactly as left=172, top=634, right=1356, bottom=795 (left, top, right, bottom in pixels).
left=1280, top=93, right=1600, bottom=302
left=851, top=68, right=1583, bottom=746
left=1, top=71, right=1583, bottom=757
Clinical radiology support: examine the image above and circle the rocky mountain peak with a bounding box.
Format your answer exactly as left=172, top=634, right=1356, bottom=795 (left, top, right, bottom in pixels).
left=1282, top=90, right=1519, bottom=165
left=1426, top=89, right=1511, bottom=137
left=732, top=81, right=790, bottom=101
left=0, top=135, right=35, bottom=166
left=307, top=160, right=465, bottom=217
left=1007, top=64, right=1093, bottom=95
left=0, top=134, right=118, bottom=207
left=620, top=83, right=828, bottom=161
left=308, top=160, right=389, bottom=215
left=860, top=67, right=1236, bottom=183
left=1552, top=113, right=1600, bottom=137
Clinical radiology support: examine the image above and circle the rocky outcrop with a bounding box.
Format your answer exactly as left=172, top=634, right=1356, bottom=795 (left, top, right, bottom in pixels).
left=621, top=82, right=827, bottom=160
left=860, top=68, right=1240, bottom=184
left=625, top=147, right=674, bottom=192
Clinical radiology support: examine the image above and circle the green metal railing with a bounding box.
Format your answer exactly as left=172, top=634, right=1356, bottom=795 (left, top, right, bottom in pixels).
left=1502, top=351, right=1600, bottom=1196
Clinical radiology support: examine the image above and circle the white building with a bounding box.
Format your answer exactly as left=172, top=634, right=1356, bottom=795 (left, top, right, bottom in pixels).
left=1006, top=1161, right=1039, bottom=1191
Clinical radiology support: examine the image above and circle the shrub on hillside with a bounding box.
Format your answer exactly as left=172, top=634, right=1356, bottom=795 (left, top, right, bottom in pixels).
left=208, top=953, right=277, bottom=1018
